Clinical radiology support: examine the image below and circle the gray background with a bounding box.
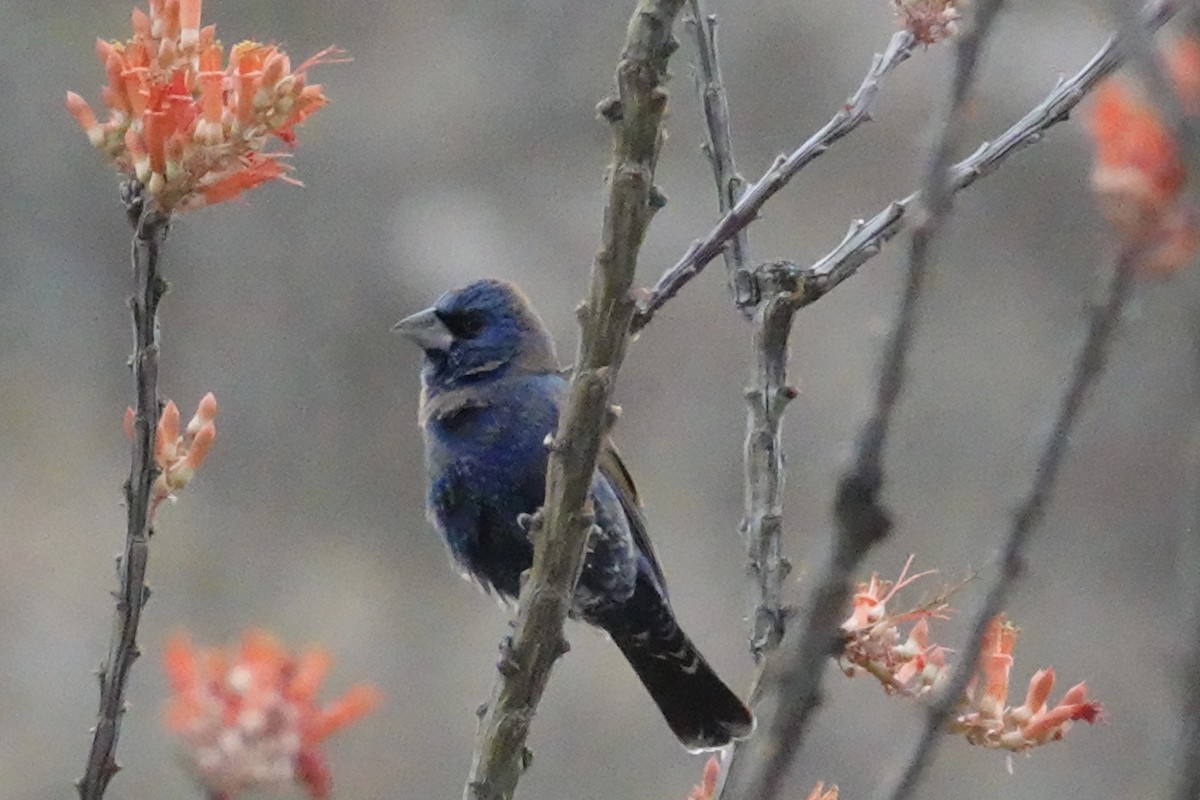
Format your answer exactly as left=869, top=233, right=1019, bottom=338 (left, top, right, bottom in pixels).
left=1, top=0, right=1196, bottom=798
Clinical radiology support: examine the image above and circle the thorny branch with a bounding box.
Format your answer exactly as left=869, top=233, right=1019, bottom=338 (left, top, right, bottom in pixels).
left=721, top=0, right=1005, bottom=796
left=684, top=10, right=803, bottom=799
left=878, top=250, right=1136, bottom=800
left=1171, top=311, right=1200, bottom=800
left=686, top=0, right=794, bottom=664
left=632, top=28, right=916, bottom=330
left=855, top=0, right=1007, bottom=487
left=758, top=0, right=1178, bottom=318
left=636, top=0, right=1176, bottom=330
left=79, top=184, right=169, bottom=800
left=463, top=3, right=684, bottom=800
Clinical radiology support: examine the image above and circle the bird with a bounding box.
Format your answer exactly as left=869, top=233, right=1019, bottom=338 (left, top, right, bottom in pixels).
left=393, top=278, right=754, bottom=750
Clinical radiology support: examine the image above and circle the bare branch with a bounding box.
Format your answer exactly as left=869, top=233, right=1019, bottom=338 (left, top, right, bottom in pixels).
left=79, top=184, right=169, bottom=800
left=846, top=0, right=1004, bottom=536
left=777, top=0, right=1177, bottom=312
left=463, top=4, right=684, bottom=799
left=1174, top=523, right=1200, bottom=800
left=1171, top=309, right=1200, bottom=800
left=633, top=28, right=915, bottom=330
left=686, top=0, right=797, bottom=662
left=687, top=0, right=755, bottom=308
left=683, top=14, right=799, bottom=800
left=722, top=1, right=1005, bottom=796
left=740, top=291, right=800, bottom=659
left=636, top=0, right=1177, bottom=330
left=878, top=249, right=1136, bottom=800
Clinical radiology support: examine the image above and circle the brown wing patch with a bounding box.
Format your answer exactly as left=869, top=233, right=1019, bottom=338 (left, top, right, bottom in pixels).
left=597, top=440, right=669, bottom=594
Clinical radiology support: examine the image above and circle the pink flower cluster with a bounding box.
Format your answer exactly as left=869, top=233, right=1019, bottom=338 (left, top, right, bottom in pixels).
left=841, top=559, right=1102, bottom=752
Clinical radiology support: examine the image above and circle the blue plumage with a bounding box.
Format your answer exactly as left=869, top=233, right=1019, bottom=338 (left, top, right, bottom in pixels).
left=394, top=279, right=752, bottom=749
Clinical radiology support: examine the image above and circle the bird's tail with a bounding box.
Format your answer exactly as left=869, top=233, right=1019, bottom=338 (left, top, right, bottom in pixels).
left=600, top=579, right=754, bottom=750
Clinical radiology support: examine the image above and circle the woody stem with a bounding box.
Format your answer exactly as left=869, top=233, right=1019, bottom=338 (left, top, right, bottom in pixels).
left=79, top=183, right=169, bottom=800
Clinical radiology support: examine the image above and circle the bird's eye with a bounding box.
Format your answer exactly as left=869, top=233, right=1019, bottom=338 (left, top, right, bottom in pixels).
left=439, top=310, right=486, bottom=340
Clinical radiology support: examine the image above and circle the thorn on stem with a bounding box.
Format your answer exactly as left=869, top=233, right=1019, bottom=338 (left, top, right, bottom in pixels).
left=648, top=86, right=669, bottom=113
left=604, top=404, right=623, bottom=431
left=516, top=511, right=544, bottom=535
left=497, top=636, right=520, bottom=676
left=120, top=179, right=144, bottom=217
left=778, top=556, right=794, bottom=581
left=596, top=95, right=623, bottom=122
left=770, top=387, right=797, bottom=415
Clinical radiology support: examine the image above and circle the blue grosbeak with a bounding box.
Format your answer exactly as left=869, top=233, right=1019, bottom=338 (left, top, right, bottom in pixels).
left=394, top=279, right=752, bottom=750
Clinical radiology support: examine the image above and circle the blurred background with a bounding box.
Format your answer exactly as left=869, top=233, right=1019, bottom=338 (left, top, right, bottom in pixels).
left=1, top=0, right=1197, bottom=797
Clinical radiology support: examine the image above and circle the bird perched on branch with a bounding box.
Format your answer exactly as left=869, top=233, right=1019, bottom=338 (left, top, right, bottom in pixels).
left=393, top=278, right=753, bottom=750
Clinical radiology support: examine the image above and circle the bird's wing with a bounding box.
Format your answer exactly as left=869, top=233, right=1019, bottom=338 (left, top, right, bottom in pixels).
left=596, top=440, right=669, bottom=595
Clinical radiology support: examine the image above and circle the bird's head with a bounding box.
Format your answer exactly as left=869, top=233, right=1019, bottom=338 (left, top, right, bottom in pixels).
left=393, top=279, right=559, bottom=388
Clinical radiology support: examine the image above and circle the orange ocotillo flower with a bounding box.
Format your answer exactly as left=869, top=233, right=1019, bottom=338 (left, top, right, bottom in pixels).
left=65, top=0, right=347, bottom=213
left=1085, top=35, right=1200, bottom=275
left=684, top=756, right=837, bottom=800
left=840, top=556, right=953, bottom=699
left=839, top=561, right=1103, bottom=753
left=953, top=615, right=1103, bottom=751
left=123, top=391, right=217, bottom=518
left=163, top=630, right=381, bottom=800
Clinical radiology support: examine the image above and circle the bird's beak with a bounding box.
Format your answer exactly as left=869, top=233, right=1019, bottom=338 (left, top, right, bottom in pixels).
left=391, top=307, right=454, bottom=352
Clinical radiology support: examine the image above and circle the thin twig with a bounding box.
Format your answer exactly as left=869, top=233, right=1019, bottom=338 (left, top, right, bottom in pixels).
left=752, top=0, right=1177, bottom=316
left=635, top=0, right=1176, bottom=330
left=877, top=250, right=1136, bottom=800
left=632, top=28, right=915, bottom=330
left=1171, top=309, right=1200, bottom=800
left=849, top=0, right=1005, bottom=528
left=687, top=0, right=755, bottom=308
left=79, top=184, right=169, bottom=800
left=463, top=4, right=684, bottom=800
left=723, top=2, right=1004, bottom=797
left=1174, top=491, right=1200, bottom=800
